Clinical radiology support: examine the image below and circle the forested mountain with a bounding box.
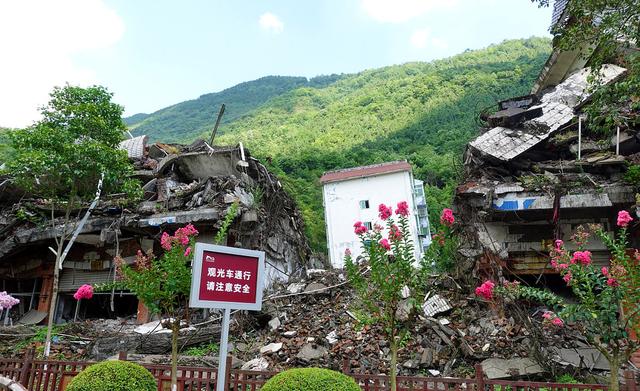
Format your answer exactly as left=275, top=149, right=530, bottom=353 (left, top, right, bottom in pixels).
left=126, top=75, right=344, bottom=142
left=45, top=37, right=549, bottom=251
left=201, top=38, right=550, bottom=250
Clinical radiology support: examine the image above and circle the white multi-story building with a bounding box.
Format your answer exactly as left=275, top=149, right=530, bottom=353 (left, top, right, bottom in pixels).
left=320, top=161, right=432, bottom=268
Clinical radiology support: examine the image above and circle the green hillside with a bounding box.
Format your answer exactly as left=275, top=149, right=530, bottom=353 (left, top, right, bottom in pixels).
left=203, top=38, right=551, bottom=250
left=0, top=128, right=14, bottom=163
left=126, top=75, right=344, bottom=142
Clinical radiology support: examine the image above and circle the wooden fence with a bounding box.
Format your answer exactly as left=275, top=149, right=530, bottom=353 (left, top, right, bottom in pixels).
left=0, top=351, right=637, bottom=391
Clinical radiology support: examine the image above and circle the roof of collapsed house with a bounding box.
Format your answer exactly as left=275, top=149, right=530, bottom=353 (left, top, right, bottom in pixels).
left=0, top=138, right=312, bottom=277
left=469, top=65, right=626, bottom=162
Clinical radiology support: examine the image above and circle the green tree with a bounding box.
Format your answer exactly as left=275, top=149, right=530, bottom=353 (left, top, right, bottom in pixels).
left=345, top=202, right=424, bottom=391
left=5, top=85, right=140, bottom=357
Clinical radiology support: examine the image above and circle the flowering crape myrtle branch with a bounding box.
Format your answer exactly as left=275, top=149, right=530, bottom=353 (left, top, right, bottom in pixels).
left=475, top=211, right=640, bottom=390
left=345, top=201, right=420, bottom=391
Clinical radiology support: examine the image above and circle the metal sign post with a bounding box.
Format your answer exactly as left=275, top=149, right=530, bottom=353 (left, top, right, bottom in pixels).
left=189, top=244, right=265, bottom=391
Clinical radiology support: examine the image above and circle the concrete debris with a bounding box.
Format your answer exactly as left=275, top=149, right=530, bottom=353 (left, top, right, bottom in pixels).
left=286, top=283, right=306, bottom=294
left=296, top=344, right=328, bottom=362
left=304, top=282, right=328, bottom=293
left=260, top=342, right=283, bottom=354
left=325, top=330, right=338, bottom=345
left=268, top=317, right=281, bottom=331
left=481, top=357, right=543, bottom=379
left=241, top=357, right=269, bottom=371
left=551, top=347, right=610, bottom=370
left=0, top=269, right=598, bottom=379
left=422, top=295, right=452, bottom=317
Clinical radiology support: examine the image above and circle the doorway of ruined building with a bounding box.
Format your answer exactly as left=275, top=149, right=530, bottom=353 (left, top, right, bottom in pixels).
left=55, top=293, right=138, bottom=323
left=0, top=278, right=40, bottom=325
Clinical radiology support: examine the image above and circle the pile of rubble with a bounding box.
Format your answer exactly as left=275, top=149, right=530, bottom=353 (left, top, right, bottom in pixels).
left=0, top=268, right=613, bottom=380
left=227, top=269, right=595, bottom=379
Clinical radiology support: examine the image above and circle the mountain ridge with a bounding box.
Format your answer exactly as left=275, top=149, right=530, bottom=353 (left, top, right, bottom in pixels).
left=125, top=38, right=552, bottom=250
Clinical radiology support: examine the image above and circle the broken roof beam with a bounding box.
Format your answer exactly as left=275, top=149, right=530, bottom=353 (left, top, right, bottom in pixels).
left=137, top=208, right=220, bottom=228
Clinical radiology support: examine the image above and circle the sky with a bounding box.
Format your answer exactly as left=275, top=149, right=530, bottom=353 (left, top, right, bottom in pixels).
left=0, top=0, right=553, bottom=128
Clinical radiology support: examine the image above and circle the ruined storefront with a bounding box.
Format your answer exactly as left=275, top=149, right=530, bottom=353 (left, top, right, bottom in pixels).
left=454, top=62, right=638, bottom=281
left=0, top=138, right=311, bottom=325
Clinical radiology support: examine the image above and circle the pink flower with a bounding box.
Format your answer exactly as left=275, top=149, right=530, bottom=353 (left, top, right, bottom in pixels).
left=184, top=247, right=192, bottom=257
left=602, top=267, right=609, bottom=276
left=607, top=278, right=619, bottom=287
left=378, top=204, right=393, bottom=220
left=551, top=317, right=564, bottom=326
left=161, top=232, right=172, bottom=251
left=390, top=224, right=402, bottom=241
left=345, top=248, right=351, bottom=257
left=563, top=271, right=572, bottom=285
left=571, top=251, right=592, bottom=266
left=554, top=240, right=563, bottom=249
left=379, top=238, right=391, bottom=251
left=135, top=250, right=151, bottom=270
left=475, top=280, right=495, bottom=300
left=373, top=223, right=384, bottom=232
left=395, top=201, right=410, bottom=217
left=617, top=210, right=633, bottom=228
left=73, top=284, right=94, bottom=301
left=557, top=263, right=568, bottom=270
left=0, top=291, right=20, bottom=310
left=354, top=221, right=368, bottom=235
left=542, top=311, right=553, bottom=320
left=440, top=208, right=455, bottom=227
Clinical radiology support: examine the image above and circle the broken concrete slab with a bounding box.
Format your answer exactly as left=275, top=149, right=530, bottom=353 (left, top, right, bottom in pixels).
left=422, top=295, right=452, bottom=317
left=551, top=347, right=610, bottom=370
left=481, top=357, right=544, bottom=379
left=268, top=317, right=281, bottom=331
left=259, top=342, right=283, bottom=354
left=241, top=357, right=269, bottom=371
left=296, top=343, right=328, bottom=362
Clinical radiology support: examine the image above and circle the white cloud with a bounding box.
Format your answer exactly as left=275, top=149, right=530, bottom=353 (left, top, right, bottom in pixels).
left=410, top=28, right=447, bottom=49
left=0, top=0, right=125, bottom=128
left=410, top=28, right=430, bottom=49
left=259, top=12, right=284, bottom=34
left=430, top=37, right=448, bottom=49
left=361, top=0, right=458, bottom=23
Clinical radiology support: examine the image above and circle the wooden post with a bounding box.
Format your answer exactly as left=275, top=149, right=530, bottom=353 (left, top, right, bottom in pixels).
left=118, top=351, right=128, bottom=361
left=19, top=349, right=34, bottom=386
left=342, top=358, right=350, bottom=374
left=475, top=364, right=485, bottom=390
left=624, top=371, right=637, bottom=391
left=224, top=355, right=232, bottom=388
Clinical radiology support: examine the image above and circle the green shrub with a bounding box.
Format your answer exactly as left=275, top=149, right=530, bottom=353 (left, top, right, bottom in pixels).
left=66, top=360, right=156, bottom=391
left=261, top=368, right=361, bottom=391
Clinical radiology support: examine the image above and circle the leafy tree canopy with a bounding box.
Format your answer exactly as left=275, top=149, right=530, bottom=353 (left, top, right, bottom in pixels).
left=533, top=0, right=640, bottom=133
left=6, top=85, right=140, bottom=201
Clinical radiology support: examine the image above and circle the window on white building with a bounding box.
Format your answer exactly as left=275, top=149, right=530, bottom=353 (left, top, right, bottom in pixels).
left=359, top=200, right=370, bottom=209
left=364, top=221, right=372, bottom=230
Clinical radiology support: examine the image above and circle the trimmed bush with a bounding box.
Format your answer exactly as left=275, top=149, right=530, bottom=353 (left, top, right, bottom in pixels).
left=261, top=368, right=361, bottom=391
left=66, top=360, right=156, bottom=391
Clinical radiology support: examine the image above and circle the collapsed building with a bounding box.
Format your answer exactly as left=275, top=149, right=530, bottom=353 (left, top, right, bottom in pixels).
left=0, top=138, right=312, bottom=325
left=453, top=1, right=638, bottom=282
